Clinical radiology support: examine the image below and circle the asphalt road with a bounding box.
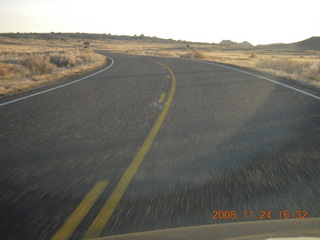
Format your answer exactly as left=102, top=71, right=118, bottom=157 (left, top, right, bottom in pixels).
left=0, top=52, right=319, bottom=240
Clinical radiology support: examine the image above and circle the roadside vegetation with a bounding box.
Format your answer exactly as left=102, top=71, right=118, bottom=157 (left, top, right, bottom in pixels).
left=91, top=36, right=320, bottom=89
left=0, top=33, right=319, bottom=96
left=181, top=50, right=320, bottom=87
left=0, top=35, right=106, bottom=95
left=255, top=57, right=320, bottom=82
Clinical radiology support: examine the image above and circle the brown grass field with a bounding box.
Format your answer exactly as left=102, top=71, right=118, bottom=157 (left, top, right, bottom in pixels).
left=0, top=35, right=107, bottom=95
left=92, top=38, right=320, bottom=89
left=0, top=33, right=319, bottom=96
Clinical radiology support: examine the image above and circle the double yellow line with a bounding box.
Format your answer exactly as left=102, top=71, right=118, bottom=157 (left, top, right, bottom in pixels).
left=51, top=181, right=109, bottom=240
left=51, top=61, right=176, bottom=240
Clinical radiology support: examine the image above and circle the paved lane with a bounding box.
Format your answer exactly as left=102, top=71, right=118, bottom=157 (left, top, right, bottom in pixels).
left=100, top=56, right=320, bottom=236
left=0, top=53, right=171, bottom=239
left=0, top=52, right=319, bottom=239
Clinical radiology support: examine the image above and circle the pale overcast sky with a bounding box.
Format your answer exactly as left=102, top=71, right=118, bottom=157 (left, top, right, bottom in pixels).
left=0, top=0, right=319, bottom=45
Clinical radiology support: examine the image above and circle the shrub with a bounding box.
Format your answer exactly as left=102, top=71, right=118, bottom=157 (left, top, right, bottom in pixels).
left=256, top=57, right=320, bottom=81
left=301, top=62, right=320, bottom=79
left=256, top=58, right=277, bottom=69
left=179, top=52, right=192, bottom=58
left=256, top=57, right=302, bottom=74
left=21, top=54, right=56, bottom=74
left=50, top=53, right=71, bottom=67
left=49, top=50, right=95, bottom=67
left=192, top=50, right=207, bottom=59
left=0, top=62, right=30, bottom=78
left=249, top=53, right=257, bottom=58
left=0, top=63, right=10, bottom=76
left=277, top=58, right=302, bottom=74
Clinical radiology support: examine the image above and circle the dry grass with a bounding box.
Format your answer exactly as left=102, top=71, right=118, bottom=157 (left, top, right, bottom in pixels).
left=91, top=38, right=320, bottom=89
left=205, top=52, right=320, bottom=88
left=255, top=57, right=320, bottom=79
left=1, top=34, right=319, bottom=95
left=0, top=62, right=28, bottom=77
left=49, top=50, right=96, bottom=67
left=190, top=50, right=208, bottom=59
left=0, top=37, right=107, bottom=95
left=22, top=55, right=56, bottom=74
left=178, top=50, right=208, bottom=59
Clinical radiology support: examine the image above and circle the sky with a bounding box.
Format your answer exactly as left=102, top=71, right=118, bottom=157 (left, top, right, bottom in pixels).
left=0, top=0, right=319, bottom=45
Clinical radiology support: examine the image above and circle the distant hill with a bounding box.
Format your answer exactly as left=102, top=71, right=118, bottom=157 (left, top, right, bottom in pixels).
left=239, top=41, right=253, bottom=47
left=289, top=37, right=320, bottom=50
left=219, top=40, right=237, bottom=46
left=0, top=32, right=192, bottom=44
left=219, top=40, right=253, bottom=48
left=257, top=37, right=320, bottom=50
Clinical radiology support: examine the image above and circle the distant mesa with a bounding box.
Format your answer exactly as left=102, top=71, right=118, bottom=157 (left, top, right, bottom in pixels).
left=257, top=37, right=320, bottom=50
left=286, top=36, right=320, bottom=50
left=239, top=41, right=253, bottom=47
left=219, top=40, right=236, bottom=46
left=219, top=37, right=320, bottom=50
left=219, top=40, right=253, bottom=47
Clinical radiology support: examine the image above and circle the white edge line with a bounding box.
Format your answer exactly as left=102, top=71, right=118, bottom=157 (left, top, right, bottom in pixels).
left=0, top=57, right=114, bottom=107
left=188, top=59, right=320, bottom=101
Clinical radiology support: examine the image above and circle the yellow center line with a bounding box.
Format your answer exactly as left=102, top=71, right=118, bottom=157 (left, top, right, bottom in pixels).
left=166, top=74, right=171, bottom=79
left=51, top=181, right=109, bottom=240
left=84, top=61, right=176, bottom=239
left=157, top=93, right=167, bottom=103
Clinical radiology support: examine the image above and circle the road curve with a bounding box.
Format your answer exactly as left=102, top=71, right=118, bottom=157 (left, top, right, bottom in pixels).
left=0, top=52, right=319, bottom=240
